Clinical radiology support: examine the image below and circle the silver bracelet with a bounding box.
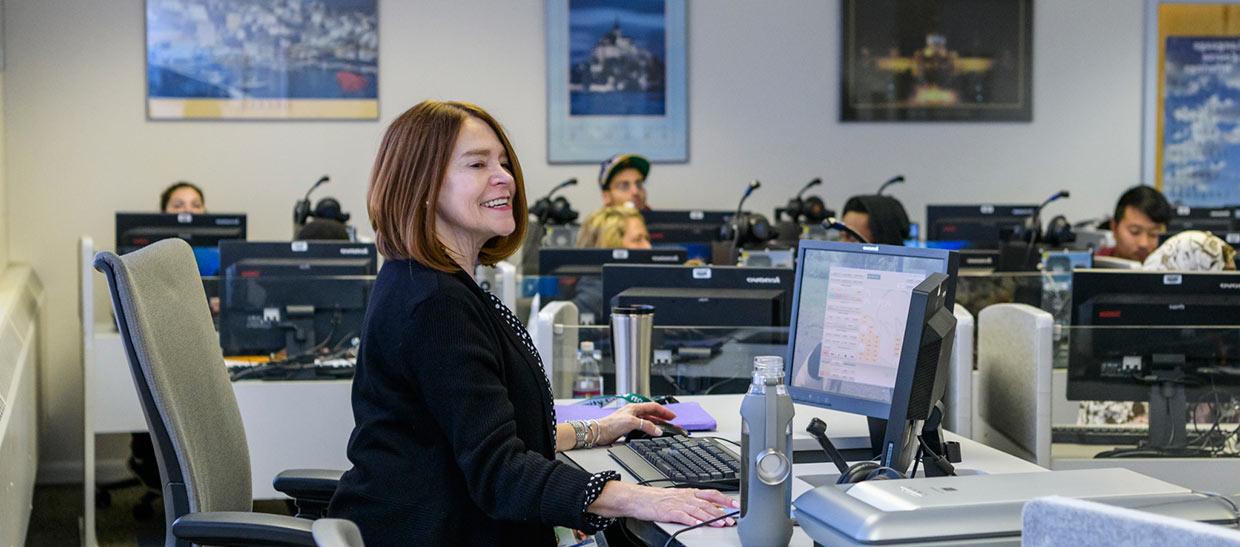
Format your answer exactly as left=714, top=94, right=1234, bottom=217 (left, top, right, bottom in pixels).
left=585, top=419, right=601, bottom=449
left=571, top=420, right=589, bottom=449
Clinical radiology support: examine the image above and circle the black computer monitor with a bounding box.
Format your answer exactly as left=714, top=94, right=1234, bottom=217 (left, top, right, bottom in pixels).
left=785, top=240, right=959, bottom=475
left=1067, top=269, right=1240, bottom=452
left=538, top=248, right=687, bottom=277
left=601, top=264, right=796, bottom=327
left=217, top=241, right=377, bottom=357
left=115, top=212, right=247, bottom=276
left=1166, top=205, right=1240, bottom=238
left=925, top=204, right=1036, bottom=249
left=641, top=210, right=734, bottom=262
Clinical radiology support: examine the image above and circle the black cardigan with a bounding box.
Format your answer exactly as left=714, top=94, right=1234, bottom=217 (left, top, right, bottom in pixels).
left=328, top=259, right=598, bottom=546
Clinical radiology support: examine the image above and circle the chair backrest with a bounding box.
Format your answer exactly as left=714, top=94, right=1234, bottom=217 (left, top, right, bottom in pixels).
left=312, top=519, right=366, bottom=547
left=944, top=305, right=975, bottom=438
left=93, top=239, right=252, bottom=533
left=1022, top=495, right=1240, bottom=546
left=977, top=303, right=1054, bottom=467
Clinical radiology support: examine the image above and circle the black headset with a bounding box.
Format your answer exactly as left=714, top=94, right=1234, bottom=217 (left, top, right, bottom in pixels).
left=1042, top=214, right=1076, bottom=247
left=719, top=212, right=778, bottom=247
left=780, top=178, right=833, bottom=224
left=295, top=197, right=351, bottom=226
left=806, top=418, right=906, bottom=484
left=529, top=195, right=579, bottom=225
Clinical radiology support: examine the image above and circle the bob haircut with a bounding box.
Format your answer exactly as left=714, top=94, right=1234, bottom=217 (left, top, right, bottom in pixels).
left=577, top=206, right=646, bottom=248
left=368, top=100, right=528, bottom=271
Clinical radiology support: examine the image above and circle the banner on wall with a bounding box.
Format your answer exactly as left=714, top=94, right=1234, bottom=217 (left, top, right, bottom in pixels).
left=145, top=0, right=379, bottom=120
left=1148, top=1, right=1240, bottom=205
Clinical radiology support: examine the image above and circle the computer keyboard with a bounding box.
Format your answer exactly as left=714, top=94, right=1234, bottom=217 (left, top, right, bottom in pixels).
left=1052, top=424, right=1150, bottom=446
left=608, top=436, right=741, bottom=489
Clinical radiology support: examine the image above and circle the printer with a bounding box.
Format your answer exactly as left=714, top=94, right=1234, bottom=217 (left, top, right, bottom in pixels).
left=794, top=468, right=1238, bottom=546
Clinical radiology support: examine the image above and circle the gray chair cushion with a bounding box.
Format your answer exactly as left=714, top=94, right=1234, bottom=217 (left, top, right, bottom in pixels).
left=311, top=519, right=365, bottom=547
left=95, top=238, right=252, bottom=514
left=1023, top=495, right=1240, bottom=546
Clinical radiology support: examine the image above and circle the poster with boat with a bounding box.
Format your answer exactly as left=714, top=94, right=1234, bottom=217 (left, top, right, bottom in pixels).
left=547, top=0, right=687, bottom=162
left=145, top=0, right=378, bottom=120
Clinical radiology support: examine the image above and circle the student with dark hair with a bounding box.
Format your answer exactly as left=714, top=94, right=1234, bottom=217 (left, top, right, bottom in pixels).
left=160, top=181, right=205, bottom=214
left=839, top=194, right=911, bottom=245
left=1098, top=185, right=1172, bottom=262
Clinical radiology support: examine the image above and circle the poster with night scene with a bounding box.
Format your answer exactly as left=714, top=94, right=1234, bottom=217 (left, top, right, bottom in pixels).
left=548, top=0, right=687, bottom=163
left=841, top=0, right=1033, bottom=122
left=145, top=0, right=378, bottom=120
left=1161, top=37, right=1240, bottom=206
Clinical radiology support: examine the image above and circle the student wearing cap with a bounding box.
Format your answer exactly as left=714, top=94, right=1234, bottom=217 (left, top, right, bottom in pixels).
left=598, top=153, right=650, bottom=211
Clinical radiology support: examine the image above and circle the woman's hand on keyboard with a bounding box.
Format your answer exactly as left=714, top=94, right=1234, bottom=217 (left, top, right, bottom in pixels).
left=588, top=481, right=738, bottom=527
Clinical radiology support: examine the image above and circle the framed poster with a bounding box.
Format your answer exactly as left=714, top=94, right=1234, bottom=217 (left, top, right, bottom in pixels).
left=546, top=0, right=687, bottom=163
left=145, top=0, right=378, bottom=120
left=1144, top=0, right=1240, bottom=205
left=840, top=0, right=1033, bottom=122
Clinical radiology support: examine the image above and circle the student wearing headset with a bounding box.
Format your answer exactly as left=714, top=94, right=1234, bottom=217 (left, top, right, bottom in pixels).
left=839, top=194, right=912, bottom=246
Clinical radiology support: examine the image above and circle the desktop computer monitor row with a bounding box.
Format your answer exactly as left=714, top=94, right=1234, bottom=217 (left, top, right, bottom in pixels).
left=1068, top=269, right=1240, bottom=451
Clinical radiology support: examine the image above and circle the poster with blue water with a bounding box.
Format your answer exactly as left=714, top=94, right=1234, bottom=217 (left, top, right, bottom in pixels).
left=1162, top=37, right=1240, bottom=206
left=548, top=0, right=687, bottom=162
left=146, top=0, right=378, bottom=120
left=568, top=0, right=666, bottom=116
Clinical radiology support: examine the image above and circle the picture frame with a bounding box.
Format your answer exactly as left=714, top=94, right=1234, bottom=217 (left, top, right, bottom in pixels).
left=145, top=0, right=379, bottom=120
left=840, top=0, right=1033, bottom=122
left=546, top=0, right=688, bottom=163
left=1142, top=0, right=1240, bottom=205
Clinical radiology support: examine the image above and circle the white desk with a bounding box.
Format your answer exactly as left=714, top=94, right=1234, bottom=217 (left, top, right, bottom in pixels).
left=559, top=394, right=1047, bottom=546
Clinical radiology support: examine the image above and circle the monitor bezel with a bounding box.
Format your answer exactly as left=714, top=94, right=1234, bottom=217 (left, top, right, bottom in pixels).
left=784, top=240, right=957, bottom=418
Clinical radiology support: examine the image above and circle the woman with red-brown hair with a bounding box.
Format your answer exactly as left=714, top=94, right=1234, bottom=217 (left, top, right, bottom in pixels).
left=326, top=100, right=736, bottom=546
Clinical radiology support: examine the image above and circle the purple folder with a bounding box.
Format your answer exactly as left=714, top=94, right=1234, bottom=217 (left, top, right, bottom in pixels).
left=554, top=402, right=717, bottom=432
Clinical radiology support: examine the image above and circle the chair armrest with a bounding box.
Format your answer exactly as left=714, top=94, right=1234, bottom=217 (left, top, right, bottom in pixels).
left=273, top=468, right=343, bottom=501
left=171, top=511, right=315, bottom=546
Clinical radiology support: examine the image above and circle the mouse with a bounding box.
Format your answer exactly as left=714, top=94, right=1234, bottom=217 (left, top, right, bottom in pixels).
left=626, top=420, right=689, bottom=441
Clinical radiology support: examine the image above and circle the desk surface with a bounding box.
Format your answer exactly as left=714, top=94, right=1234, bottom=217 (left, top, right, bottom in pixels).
left=559, top=394, right=1046, bottom=546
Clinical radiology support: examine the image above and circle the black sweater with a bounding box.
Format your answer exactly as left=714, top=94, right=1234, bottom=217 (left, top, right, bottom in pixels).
left=328, top=259, right=598, bottom=546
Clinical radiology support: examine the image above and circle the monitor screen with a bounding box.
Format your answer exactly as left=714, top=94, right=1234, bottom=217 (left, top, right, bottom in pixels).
left=786, top=241, right=957, bottom=417
left=115, top=212, right=247, bottom=276
left=925, top=204, right=1035, bottom=249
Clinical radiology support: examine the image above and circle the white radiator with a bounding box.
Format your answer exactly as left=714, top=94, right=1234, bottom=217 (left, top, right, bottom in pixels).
left=0, top=266, right=45, bottom=547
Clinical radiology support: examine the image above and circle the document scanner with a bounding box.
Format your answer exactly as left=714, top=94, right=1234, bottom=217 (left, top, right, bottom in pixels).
left=794, top=468, right=1238, bottom=546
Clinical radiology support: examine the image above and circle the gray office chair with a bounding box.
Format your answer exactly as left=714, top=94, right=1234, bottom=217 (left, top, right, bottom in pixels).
left=311, top=519, right=365, bottom=547
left=1022, top=495, right=1240, bottom=546
left=94, top=239, right=347, bottom=546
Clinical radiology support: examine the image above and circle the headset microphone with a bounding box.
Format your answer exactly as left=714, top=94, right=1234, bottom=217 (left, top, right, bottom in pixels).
left=877, top=175, right=905, bottom=195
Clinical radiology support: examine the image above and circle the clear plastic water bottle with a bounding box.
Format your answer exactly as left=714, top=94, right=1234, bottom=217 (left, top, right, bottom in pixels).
left=739, top=355, right=794, bottom=547
left=572, top=341, right=604, bottom=398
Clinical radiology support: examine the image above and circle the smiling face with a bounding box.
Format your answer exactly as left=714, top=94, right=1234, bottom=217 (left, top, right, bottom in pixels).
left=433, top=116, right=516, bottom=261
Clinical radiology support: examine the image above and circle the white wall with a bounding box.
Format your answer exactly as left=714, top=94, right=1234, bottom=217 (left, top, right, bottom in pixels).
left=5, top=0, right=1145, bottom=476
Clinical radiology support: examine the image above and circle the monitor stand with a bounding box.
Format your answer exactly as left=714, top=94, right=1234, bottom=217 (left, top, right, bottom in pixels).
left=1147, top=378, right=1189, bottom=450
left=866, top=416, right=920, bottom=475
left=279, top=305, right=317, bottom=358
